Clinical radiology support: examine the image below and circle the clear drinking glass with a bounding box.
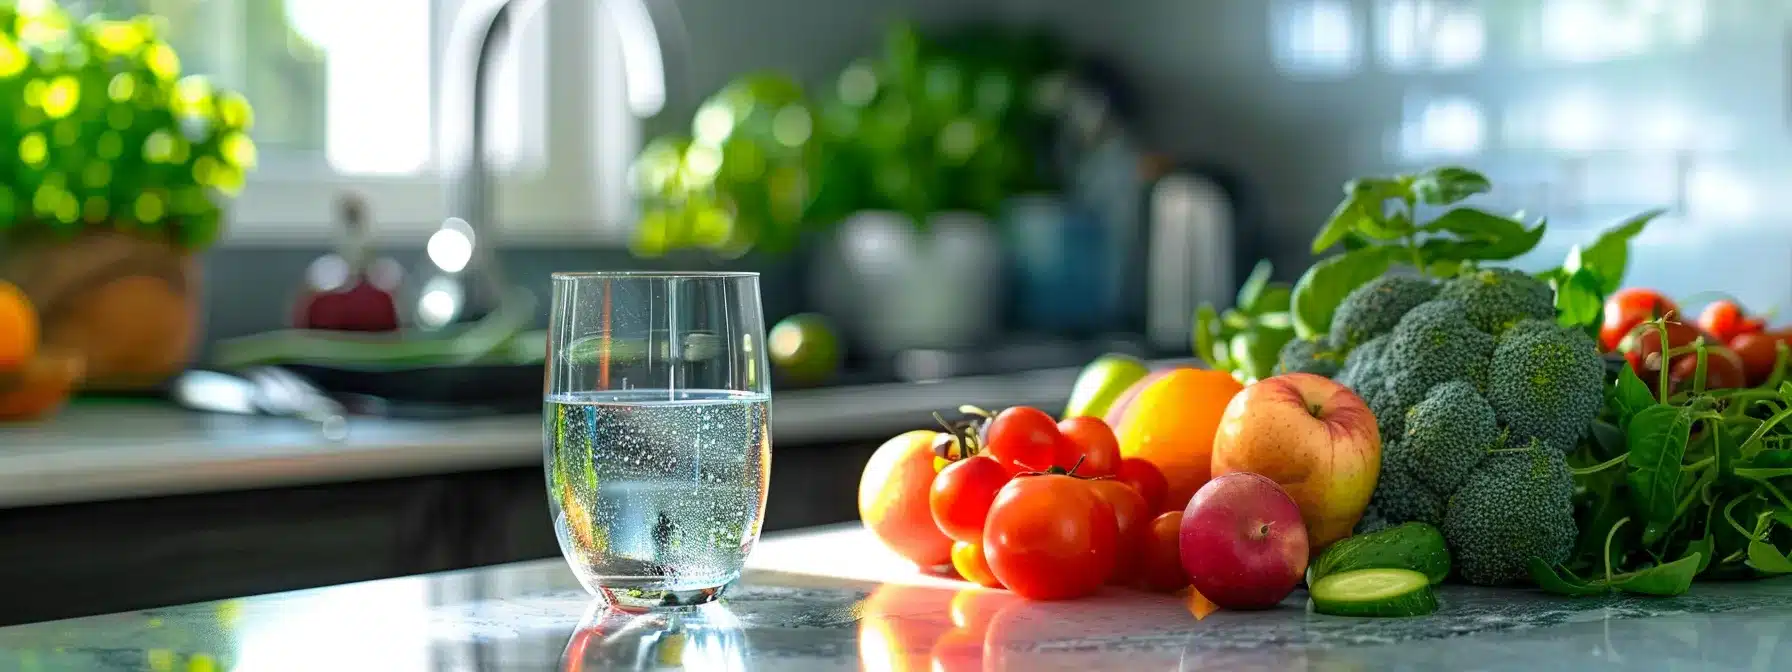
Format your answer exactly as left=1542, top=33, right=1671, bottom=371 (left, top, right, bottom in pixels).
left=544, top=272, right=772, bottom=608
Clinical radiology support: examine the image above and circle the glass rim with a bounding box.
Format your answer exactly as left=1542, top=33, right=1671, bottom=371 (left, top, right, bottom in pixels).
left=550, top=271, right=760, bottom=280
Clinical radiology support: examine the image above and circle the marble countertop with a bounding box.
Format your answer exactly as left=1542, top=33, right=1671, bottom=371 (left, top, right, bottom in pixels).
left=0, top=364, right=1087, bottom=508
left=3, top=524, right=1792, bottom=671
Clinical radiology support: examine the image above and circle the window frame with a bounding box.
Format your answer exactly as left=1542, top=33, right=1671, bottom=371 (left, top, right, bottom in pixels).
left=212, top=0, right=639, bottom=246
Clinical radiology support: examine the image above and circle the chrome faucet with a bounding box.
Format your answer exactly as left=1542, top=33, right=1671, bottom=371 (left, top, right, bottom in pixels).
left=423, top=0, right=545, bottom=327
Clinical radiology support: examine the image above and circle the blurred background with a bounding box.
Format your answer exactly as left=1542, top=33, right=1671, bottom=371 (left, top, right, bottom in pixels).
left=0, top=0, right=1777, bottom=625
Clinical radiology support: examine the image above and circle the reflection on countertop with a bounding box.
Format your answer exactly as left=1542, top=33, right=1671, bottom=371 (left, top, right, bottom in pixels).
left=2, top=524, right=1792, bottom=671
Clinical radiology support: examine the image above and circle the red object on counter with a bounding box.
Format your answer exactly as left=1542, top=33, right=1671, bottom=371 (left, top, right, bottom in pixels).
left=292, top=194, right=402, bottom=332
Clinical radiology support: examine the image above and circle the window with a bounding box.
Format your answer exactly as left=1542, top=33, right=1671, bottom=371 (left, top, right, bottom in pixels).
left=65, top=0, right=650, bottom=243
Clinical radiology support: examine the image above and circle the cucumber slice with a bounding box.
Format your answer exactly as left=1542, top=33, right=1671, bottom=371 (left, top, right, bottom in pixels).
left=1309, top=568, right=1438, bottom=618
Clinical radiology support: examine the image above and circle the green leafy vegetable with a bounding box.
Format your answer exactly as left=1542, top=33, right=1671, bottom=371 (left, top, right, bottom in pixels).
left=1626, top=404, right=1694, bottom=542
left=1292, top=247, right=1397, bottom=339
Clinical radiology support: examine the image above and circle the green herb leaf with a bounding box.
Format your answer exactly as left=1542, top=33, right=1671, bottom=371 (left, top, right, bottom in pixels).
left=1254, top=286, right=1293, bottom=315
left=1291, top=246, right=1397, bottom=339
left=1417, top=217, right=1547, bottom=262
left=1357, top=210, right=1414, bottom=241
left=1419, top=206, right=1523, bottom=240
left=1313, top=196, right=1373, bottom=254
left=1686, top=535, right=1715, bottom=574
left=1410, top=166, right=1491, bottom=205
left=1237, top=260, right=1273, bottom=314
left=1232, top=327, right=1294, bottom=382
left=1611, top=365, right=1656, bottom=430
left=1194, top=304, right=1225, bottom=369
left=1626, top=404, right=1694, bottom=544
left=1578, top=209, right=1665, bottom=295
left=1555, top=267, right=1606, bottom=330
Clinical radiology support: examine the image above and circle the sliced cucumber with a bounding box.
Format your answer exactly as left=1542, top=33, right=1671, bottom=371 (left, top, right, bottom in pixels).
left=1309, top=568, right=1438, bottom=618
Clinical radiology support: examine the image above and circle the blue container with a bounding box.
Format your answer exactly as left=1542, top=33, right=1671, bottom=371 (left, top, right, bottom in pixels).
left=1002, top=195, right=1116, bottom=333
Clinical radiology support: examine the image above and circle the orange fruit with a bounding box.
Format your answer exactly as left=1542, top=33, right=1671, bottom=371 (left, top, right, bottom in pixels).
left=0, top=281, right=39, bottom=370
left=1116, top=368, right=1245, bottom=513
left=0, top=348, right=83, bottom=421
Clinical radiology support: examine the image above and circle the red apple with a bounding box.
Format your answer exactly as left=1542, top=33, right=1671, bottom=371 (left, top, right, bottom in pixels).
left=1179, top=472, right=1308, bottom=610
left=1209, top=372, right=1380, bottom=549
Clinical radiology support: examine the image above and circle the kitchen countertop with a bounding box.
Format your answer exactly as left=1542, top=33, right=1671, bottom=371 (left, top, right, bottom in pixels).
left=0, top=365, right=1093, bottom=509
left=1, top=523, right=1790, bottom=671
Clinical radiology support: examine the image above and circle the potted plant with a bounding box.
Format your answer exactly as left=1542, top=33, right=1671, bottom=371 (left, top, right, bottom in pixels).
left=0, top=2, right=255, bottom=391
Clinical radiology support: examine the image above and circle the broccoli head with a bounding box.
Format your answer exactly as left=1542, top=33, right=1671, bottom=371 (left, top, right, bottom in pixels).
left=1354, top=374, right=1408, bottom=444
left=1441, top=441, right=1576, bottom=585
left=1401, top=381, right=1498, bottom=494
left=1384, top=299, right=1496, bottom=407
left=1328, top=275, right=1440, bottom=352
left=1487, top=319, right=1605, bottom=451
left=1275, top=337, right=1342, bottom=377
left=1367, top=459, right=1444, bottom=526
left=1437, top=267, right=1555, bottom=336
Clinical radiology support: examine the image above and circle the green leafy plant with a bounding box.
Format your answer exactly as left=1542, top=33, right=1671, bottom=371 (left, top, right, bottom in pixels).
left=1193, top=259, right=1297, bottom=383
left=1291, top=166, right=1661, bottom=340
left=0, top=2, right=256, bottom=250
left=629, top=22, right=1067, bottom=258
left=1533, top=317, right=1792, bottom=596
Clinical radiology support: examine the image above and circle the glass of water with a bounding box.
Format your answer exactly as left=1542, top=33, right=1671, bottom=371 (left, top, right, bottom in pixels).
left=545, top=271, right=772, bottom=608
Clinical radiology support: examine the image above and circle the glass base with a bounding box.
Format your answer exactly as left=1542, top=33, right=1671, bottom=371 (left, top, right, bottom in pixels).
left=598, top=582, right=731, bottom=609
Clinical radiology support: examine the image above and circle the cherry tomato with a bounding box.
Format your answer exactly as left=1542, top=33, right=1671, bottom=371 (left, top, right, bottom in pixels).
left=929, top=455, right=1012, bottom=544
left=982, top=474, right=1118, bottom=600
left=1668, top=345, right=1747, bottom=393
left=950, top=541, right=1002, bottom=588
left=983, top=406, right=1073, bottom=474
left=1136, top=511, right=1190, bottom=593
left=1115, top=457, right=1170, bottom=514
left=1602, top=288, right=1679, bottom=352
left=1056, top=416, right=1120, bottom=477
left=1087, top=478, right=1150, bottom=582
left=1731, top=331, right=1782, bottom=387
left=1699, top=300, right=1761, bottom=344
left=1622, top=320, right=1706, bottom=380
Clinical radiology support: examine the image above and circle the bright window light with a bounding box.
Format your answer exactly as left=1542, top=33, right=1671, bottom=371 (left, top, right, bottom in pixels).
left=1270, top=0, right=1362, bottom=78
left=1398, top=95, right=1484, bottom=160
left=1376, top=0, right=1483, bottom=72
left=290, top=0, right=433, bottom=174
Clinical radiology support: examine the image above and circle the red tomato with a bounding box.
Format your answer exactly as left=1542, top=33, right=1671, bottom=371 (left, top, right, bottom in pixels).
left=1115, top=458, right=1170, bottom=514
left=1087, top=479, right=1151, bottom=582
left=930, top=455, right=1012, bottom=544
left=982, top=474, right=1118, bottom=600
left=1622, top=320, right=1707, bottom=380
left=1668, top=345, right=1747, bottom=393
left=1731, top=331, right=1781, bottom=387
left=1136, top=511, right=1190, bottom=593
left=1698, top=300, right=1760, bottom=344
left=1056, top=416, right=1121, bottom=477
left=950, top=541, right=1002, bottom=588
left=1602, top=288, right=1679, bottom=352
left=983, top=406, right=1072, bottom=474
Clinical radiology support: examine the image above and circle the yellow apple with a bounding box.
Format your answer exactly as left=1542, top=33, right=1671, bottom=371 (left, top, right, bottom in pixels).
left=1209, top=373, right=1380, bottom=548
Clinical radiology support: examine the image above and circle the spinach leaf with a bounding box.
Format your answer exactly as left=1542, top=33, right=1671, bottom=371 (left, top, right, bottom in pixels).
left=1314, top=193, right=1377, bottom=253
left=1194, top=304, right=1226, bottom=369
left=1686, top=535, right=1715, bottom=574
left=1411, top=166, right=1492, bottom=205
left=1291, top=246, right=1396, bottom=339
left=1527, top=559, right=1610, bottom=597
left=1610, top=365, right=1657, bottom=429
left=1418, top=217, right=1547, bottom=262
left=1626, top=404, right=1693, bottom=544
left=1610, top=551, right=1702, bottom=596
left=1746, top=540, right=1792, bottom=575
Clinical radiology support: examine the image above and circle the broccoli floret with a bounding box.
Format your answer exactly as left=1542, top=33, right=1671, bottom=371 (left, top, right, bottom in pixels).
left=1328, top=275, right=1441, bottom=352
left=1367, top=460, right=1444, bottom=526
left=1437, top=268, right=1555, bottom=336
left=1401, top=381, right=1498, bottom=494
left=1355, top=375, right=1408, bottom=444
left=1384, top=299, right=1495, bottom=407
left=1441, top=441, right=1576, bottom=585
left=1335, top=334, right=1390, bottom=391
left=1275, top=337, right=1341, bottom=377
left=1487, top=319, right=1605, bottom=451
